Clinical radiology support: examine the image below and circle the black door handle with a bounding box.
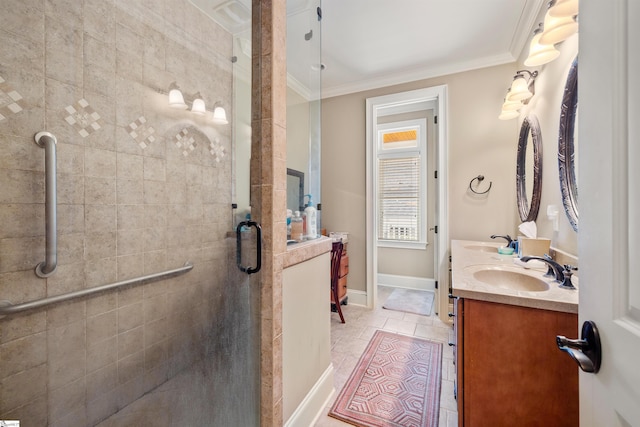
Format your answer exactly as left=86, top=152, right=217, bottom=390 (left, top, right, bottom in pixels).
left=556, top=320, right=601, bottom=373
left=236, top=221, right=262, bottom=274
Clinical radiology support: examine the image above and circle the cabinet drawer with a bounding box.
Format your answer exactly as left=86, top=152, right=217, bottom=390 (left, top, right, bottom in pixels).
left=339, top=255, right=349, bottom=277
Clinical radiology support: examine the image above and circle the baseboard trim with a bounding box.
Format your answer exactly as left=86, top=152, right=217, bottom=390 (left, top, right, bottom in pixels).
left=346, top=289, right=368, bottom=307
left=285, top=364, right=335, bottom=427
left=378, top=274, right=436, bottom=291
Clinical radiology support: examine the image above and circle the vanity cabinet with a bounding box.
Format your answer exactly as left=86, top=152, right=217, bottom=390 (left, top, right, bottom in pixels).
left=454, top=298, right=578, bottom=427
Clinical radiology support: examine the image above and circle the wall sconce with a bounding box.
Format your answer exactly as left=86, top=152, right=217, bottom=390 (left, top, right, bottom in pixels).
left=166, top=82, right=228, bottom=125
left=212, top=104, right=228, bottom=125
left=548, top=0, right=579, bottom=18
left=524, top=24, right=560, bottom=67
left=168, top=82, right=188, bottom=109
left=539, top=13, right=578, bottom=45
left=191, top=93, right=206, bottom=115
left=499, top=89, right=523, bottom=120
left=506, top=70, right=538, bottom=103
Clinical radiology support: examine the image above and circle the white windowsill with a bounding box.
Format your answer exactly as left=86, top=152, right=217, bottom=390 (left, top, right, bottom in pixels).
left=377, top=240, right=427, bottom=250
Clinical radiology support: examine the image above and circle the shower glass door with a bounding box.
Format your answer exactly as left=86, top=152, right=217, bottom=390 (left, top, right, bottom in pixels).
left=0, top=1, right=258, bottom=425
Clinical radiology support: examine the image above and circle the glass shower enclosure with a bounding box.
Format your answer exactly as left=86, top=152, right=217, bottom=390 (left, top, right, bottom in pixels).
left=0, top=1, right=258, bottom=425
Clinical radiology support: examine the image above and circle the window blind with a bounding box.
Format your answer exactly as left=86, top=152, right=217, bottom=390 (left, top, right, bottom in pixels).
left=378, top=156, right=420, bottom=241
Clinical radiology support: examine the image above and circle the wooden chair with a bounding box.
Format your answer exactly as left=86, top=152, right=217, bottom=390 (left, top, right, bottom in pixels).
left=330, top=241, right=345, bottom=323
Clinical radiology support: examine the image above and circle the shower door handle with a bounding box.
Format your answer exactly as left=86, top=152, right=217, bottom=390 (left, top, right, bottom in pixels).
left=236, top=221, right=262, bottom=274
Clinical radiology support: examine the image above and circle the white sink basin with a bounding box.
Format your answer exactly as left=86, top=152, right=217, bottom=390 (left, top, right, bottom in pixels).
left=465, top=265, right=550, bottom=292
left=464, top=244, right=498, bottom=253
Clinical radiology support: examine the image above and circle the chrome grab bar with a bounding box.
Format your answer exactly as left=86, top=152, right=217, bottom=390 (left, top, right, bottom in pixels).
left=34, top=131, right=58, bottom=278
left=0, top=262, right=193, bottom=316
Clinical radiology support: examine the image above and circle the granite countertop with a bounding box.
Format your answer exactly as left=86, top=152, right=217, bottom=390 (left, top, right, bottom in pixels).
left=284, top=235, right=332, bottom=268
left=450, top=239, right=578, bottom=313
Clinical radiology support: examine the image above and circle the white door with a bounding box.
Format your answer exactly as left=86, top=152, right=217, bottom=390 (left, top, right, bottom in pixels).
left=579, top=1, right=640, bottom=425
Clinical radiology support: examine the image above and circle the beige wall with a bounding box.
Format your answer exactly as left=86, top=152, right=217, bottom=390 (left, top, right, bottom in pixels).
left=322, top=63, right=520, bottom=293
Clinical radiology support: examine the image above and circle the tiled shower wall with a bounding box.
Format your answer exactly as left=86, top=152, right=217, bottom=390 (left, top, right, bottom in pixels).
left=0, top=1, right=249, bottom=425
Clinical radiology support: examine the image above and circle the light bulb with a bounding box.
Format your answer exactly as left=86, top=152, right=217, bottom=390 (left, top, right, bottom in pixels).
left=506, top=76, right=533, bottom=102
left=548, top=0, right=579, bottom=18
left=524, top=32, right=560, bottom=66
left=539, top=13, right=578, bottom=45
left=212, top=106, right=228, bottom=125
left=191, top=98, right=206, bottom=115
left=169, top=89, right=187, bottom=109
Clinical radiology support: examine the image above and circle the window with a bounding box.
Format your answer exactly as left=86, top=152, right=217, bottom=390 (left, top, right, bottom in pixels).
left=376, top=120, right=427, bottom=248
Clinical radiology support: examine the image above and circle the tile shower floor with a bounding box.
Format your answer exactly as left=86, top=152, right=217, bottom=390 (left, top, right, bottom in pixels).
left=314, top=285, right=458, bottom=427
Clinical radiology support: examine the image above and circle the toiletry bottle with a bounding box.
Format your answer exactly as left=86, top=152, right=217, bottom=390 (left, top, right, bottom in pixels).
left=304, top=194, right=317, bottom=239
left=291, top=211, right=303, bottom=242
left=286, top=209, right=292, bottom=240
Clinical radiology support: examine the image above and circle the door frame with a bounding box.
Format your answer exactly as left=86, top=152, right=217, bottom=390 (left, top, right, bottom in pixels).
left=365, top=85, right=449, bottom=318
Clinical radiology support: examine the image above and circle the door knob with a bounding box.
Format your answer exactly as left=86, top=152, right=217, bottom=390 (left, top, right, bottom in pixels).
left=556, top=320, right=601, bottom=373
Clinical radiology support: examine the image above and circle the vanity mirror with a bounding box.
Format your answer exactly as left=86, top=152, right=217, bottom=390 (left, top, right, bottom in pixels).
left=517, top=115, right=543, bottom=222
left=558, top=58, right=578, bottom=231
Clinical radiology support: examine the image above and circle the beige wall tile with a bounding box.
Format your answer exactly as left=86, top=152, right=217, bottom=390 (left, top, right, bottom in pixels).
left=85, top=147, right=117, bottom=178
left=86, top=204, right=117, bottom=233
left=117, top=350, right=144, bottom=384
left=85, top=177, right=116, bottom=205
left=86, top=363, right=117, bottom=402
left=117, top=301, right=144, bottom=333
left=47, top=321, right=86, bottom=389
left=86, top=337, right=117, bottom=373
left=86, top=311, right=117, bottom=347
left=117, top=325, right=144, bottom=359
left=0, top=270, right=46, bottom=307
left=85, top=231, right=117, bottom=260
left=48, top=376, right=85, bottom=423
left=0, top=363, right=46, bottom=413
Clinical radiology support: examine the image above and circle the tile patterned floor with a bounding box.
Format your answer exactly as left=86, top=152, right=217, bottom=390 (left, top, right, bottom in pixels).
left=314, top=286, right=458, bottom=427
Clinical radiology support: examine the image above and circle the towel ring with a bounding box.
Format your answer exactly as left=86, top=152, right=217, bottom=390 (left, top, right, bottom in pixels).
left=469, top=175, right=492, bottom=195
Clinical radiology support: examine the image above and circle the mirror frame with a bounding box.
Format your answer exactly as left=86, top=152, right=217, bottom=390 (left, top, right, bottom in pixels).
left=286, top=168, right=305, bottom=212
left=558, top=58, right=578, bottom=232
left=517, top=114, right=543, bottom=222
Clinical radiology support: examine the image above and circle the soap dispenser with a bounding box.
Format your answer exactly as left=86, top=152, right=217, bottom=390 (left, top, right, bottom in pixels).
left=304, top=194, right=317, bottom=239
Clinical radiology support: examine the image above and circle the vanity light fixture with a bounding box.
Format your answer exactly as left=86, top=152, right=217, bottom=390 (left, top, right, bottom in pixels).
left=191, top=93, right=206, bottom=115
left=166, top=82, right=228, bottom=125
left=499, top=89, right=522, bottom=120
left=212, top=104, right=229, bottom=125
left=538, top=8, right=578, bottom=45
left=506, top=70, right=538, bottom=103
left=548, top=0, right=579, bottom=18
left=168, top=82, right=188, bottom=109
left=524, top=24, right=560, bottom=67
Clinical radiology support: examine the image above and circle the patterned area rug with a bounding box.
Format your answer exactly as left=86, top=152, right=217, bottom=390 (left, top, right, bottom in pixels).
left=383, top=289, right=434, bottom=316
left=329, top=330, right=442, bottom=427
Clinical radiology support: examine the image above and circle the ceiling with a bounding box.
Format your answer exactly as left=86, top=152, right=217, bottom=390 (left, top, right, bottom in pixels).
left=190, top=0, right=546, bottom=99
left=320, top=0, right=545, bottom=98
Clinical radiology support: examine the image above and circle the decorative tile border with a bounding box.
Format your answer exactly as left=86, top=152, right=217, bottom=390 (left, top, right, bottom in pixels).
left=127, top=116, right=156, bottom=149
left=174, top=128, right=196, bottom=156
left=209, top=137, right=226, bottom=162
left=0, top=75, right=26, bottom=121
left=63, top=99, right=103, bottom=137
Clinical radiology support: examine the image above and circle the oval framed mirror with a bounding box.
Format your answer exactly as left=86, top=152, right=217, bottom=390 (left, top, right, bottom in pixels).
left=558, top=58, right=578, bottom=231
left=517, top=114, right=543, bottom=222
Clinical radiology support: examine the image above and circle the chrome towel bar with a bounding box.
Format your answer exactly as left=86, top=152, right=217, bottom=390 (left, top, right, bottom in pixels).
left=34, top=131, right=58, bottom=278
left=0, top=262, right=193, bottom=316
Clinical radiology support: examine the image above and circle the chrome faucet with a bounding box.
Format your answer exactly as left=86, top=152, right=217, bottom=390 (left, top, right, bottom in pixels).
left=490, top=234, right=513, bottom=247
left=520, top=255, right=577, bottom=290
